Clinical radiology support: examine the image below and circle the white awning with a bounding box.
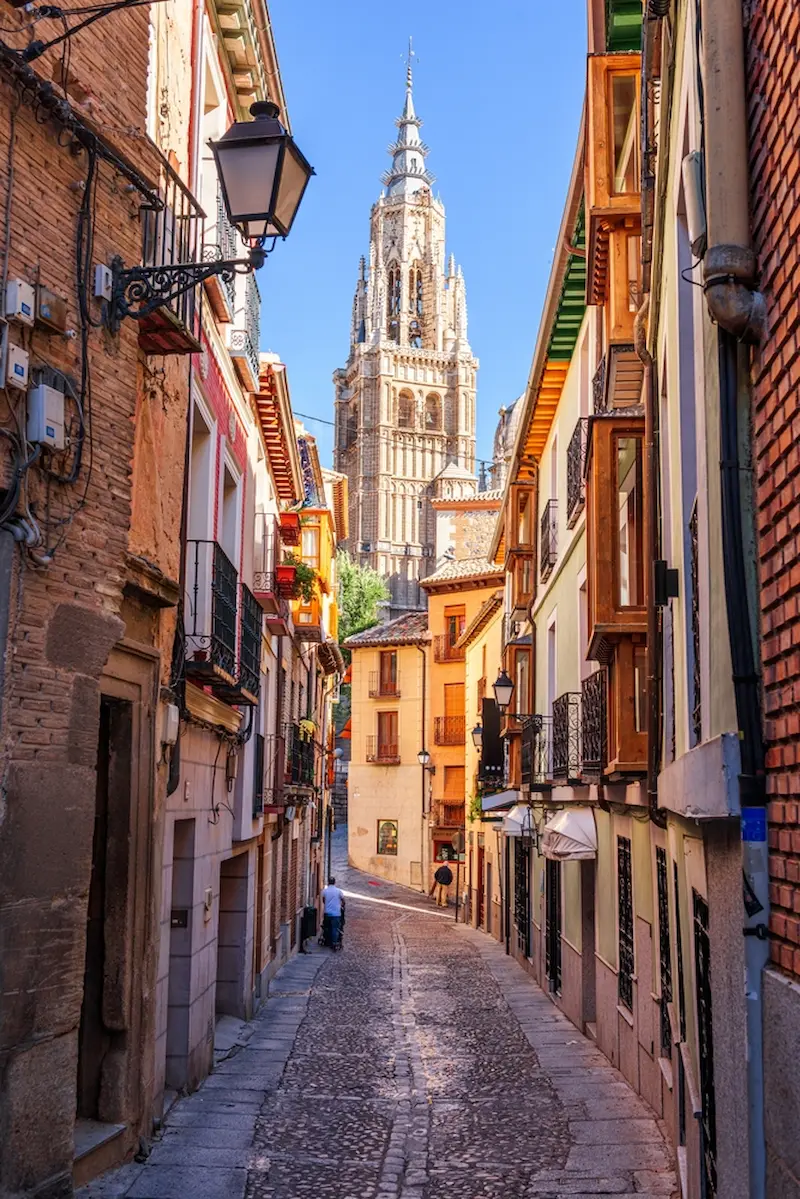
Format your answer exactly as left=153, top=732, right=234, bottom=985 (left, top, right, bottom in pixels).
left=481, top=789, right=519, bottom=813
left=541, top=807, right=597, bottom=861
left=502, top=803, right=533, bottom=836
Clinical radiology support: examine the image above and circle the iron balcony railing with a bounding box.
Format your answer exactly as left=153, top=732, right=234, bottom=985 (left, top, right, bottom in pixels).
left=566, top=417, right=588, bottom=527
left=263, top=731, right=286, bottom=807
left=288, top=723, right=315, bottom=787
left=230, top=270, right=260, bottom=384
left=366, top=736, right=400, bottom=764
left=434, top=716, right=466, bottom=746
left=238, top=584, right=262, bottom=701
left=552, top=692, right=582, bottom=783
left=581, top=668, right=607, bottom=778
left=592, top=355, right=607, bottom=413
left=540, top=500, right=558, bottom=582
left=437, top=801, right=464, bottom=827
left=521, top=716, right=553, bottom=788
left=434, top=635, right=465, bottom=663
left=253, top=732, right=265, bottom=818
left=368, top=672, right=400, bottom=698
left=140, top=152, right=204, bottom=341
left=203, top=185, right=238, bottom=313
left=185, top=540, right=238, bottom=681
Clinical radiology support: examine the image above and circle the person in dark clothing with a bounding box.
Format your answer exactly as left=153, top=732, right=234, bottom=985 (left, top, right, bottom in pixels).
left=430, top=862, right=453, bottom=906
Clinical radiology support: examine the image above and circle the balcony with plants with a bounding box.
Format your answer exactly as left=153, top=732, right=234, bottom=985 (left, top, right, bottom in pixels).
left=228, top=269, right=260, bottom=392
left=184, top=540, right=262, bottom=705
left=253, top=512, right=291, bottom=635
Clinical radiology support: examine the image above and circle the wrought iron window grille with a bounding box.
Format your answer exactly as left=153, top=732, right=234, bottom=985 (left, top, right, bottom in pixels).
left=592, top=355, right=607, bottom=413
left=434, top=716, right=466, bottom=745
left=581, top=669, right=607, bottom=778
left=520, top=715, right=553, bottom=788
left=545, top=858, right=562, bottom=994
left=514, top=836, right=531, bottom=958
left=540, top=499, right=558, bottom=582
left=552, top=692, right=582, bottom=782
left=656, top=847, right=673, bottom=1056
left=617, top=835, right=635, bottom=1012
left=566, top=417, right=589, bottom=526
left=693, top=890, right=717, bottom=1197
left=689, top=501, right=702, bottom=745
left=185, top=539, right=238, bottom=682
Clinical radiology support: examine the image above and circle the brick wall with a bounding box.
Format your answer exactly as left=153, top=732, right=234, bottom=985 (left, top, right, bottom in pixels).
left=0, top=6, right=161, bottom=1193
left=746, top=0, right=800, bottom=980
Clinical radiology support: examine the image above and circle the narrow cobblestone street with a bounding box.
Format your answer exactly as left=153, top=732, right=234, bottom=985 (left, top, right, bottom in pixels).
left=79, top=841, right=678, bottom=1199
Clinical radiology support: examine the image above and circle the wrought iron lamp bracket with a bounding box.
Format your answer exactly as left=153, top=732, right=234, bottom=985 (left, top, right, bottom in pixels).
left=108, top=242, right=272, bottom=327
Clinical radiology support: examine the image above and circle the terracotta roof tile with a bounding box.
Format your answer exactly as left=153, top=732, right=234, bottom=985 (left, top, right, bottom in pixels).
left=344, top=611, right=429, bottom=648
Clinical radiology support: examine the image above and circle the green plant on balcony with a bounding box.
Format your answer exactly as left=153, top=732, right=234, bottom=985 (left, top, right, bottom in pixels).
left=283, top=553, right=316, bottom=602
left=468, top=793, right=483, bottom=822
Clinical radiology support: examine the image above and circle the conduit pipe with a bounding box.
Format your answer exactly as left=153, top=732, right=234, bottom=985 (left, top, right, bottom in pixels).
left=699, top=0, right=765, bottom=341
left=699, top=1, right=768, bottom=1193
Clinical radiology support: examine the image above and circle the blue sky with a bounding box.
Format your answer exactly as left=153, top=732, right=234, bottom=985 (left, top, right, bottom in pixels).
left=261, top=0, right=587, bottom=471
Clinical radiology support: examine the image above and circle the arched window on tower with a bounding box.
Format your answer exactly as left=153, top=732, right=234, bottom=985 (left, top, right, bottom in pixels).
left=425, top=393, right=442, bottom=431
left=387, top=263, right=401, bottom=341
left=398, top=391, right=414, bottom=429
left=408, top=264, right=424, bottom=348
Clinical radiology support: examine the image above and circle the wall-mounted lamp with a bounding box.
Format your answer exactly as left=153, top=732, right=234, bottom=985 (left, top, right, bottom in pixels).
left=108, top=102, right=314, bottom=327
left=471, top=723, right=483, bottom=750
left=492, top=668, right=514, bottom=713
left=417, top=748, right=435, bottom=774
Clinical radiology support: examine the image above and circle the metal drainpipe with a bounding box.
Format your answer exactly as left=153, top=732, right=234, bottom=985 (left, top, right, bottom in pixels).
left=698, top=0, right=768, bottom=1190
left=416, top=643, right=427, bottom=893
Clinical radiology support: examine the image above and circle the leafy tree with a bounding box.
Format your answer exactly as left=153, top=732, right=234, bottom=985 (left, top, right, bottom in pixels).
left=337, top=551, right=389, bottom=643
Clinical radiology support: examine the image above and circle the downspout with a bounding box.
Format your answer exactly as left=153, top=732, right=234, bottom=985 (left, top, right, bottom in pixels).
left=699, top=0, right=768, bottom=1193
left=415, top=643, right=427, bottom=893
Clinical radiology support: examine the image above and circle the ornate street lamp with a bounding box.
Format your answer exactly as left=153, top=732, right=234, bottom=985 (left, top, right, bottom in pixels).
left=471, top=723, right=483, bottom=750
left=492, top=669, right=514, bottom=713
left=109, top=101, right=314, bottom=326
left=210, top=101, right=314, bottom=241
left=417, top=748, right=432, bottom=767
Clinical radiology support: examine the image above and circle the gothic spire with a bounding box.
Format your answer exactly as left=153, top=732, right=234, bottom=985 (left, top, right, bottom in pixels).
left=381, top=38, right=436, bottom=197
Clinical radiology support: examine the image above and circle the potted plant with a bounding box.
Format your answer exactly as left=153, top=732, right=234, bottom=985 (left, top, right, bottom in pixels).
left=279, top=510, right=301, bottom=545
left=275, top=558, right=297, bottom=595
left=282, top=552, right=316, bottom=602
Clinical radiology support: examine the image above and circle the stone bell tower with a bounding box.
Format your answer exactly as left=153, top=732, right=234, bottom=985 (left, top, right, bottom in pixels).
left=334, top=46, right=478, bottom=619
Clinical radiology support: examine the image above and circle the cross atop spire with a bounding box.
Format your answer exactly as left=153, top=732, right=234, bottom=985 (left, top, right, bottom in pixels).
left=381, top=38, right=436, bottom=197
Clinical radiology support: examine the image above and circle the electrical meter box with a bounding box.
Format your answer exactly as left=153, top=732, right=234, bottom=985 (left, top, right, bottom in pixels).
left=27, top=383, right=65, bottom=449
left=6, top=343, right=29, bottom=391
left=5, top=279, right=35, bottom=327
left=36, top=285, right=68, bottom=333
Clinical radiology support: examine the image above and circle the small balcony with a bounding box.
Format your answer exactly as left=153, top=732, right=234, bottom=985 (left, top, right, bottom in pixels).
left=252, top=514, right=291, bottom=634
left=213, top=583, right=262, bottom=706
left=521, top=716, right=553, bottom=789
left=228, top=271, right=260, bottom=392
left=185, top=540, right=238, bottom=686
left=202, top=185, right=238, bottom=322
left=369, top=672, right=400, bottom=698
left=263, top=731, right=287, bottom=809
left=434, top=635, right=465, bottom=663
left=137, top=153, right=203, bottom=355
left=366, top=737, right=400, bottom=765
left=540, top=500, right=558, bottom=583
left=581, top=668, right=607, bottom=779
left=552, top=692, right=582, bottom=783
left=293, top=595, right=323, bottom=643
left=511, top=555, right=534, bottom=620
left=566, top=418, right=588, bottom=527
left=437, top=801, right=464, bottom=828
left=434, top=716, right=466, bottom=746
left=287, top=723, right=315, bottom=788
left=592, top=345, right=644, bottom=414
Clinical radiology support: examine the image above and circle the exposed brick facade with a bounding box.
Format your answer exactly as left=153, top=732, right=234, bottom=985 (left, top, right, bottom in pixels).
left=747, top=0, right=800, bottom=980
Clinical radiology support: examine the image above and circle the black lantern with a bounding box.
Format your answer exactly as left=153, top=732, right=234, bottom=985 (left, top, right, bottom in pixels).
left=471, top=723, right=483, bottom=750
left=210, top=101, right=315, bottom=242
left=417, top=748, right=431, bottom=767
left=492, top=669, right=514, bottom=713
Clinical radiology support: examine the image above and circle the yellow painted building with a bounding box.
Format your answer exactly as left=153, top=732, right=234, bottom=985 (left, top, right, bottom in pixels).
left=345, top=614, right=430, bottom=888
left=420, top=558, right=504, bottom=893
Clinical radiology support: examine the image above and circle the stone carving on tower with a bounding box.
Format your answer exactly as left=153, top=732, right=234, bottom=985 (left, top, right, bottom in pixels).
left=334, top=46, right=478, bottom=618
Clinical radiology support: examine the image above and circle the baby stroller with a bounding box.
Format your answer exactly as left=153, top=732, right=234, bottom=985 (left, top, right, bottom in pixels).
left=318, top=905, right=345, bottom=951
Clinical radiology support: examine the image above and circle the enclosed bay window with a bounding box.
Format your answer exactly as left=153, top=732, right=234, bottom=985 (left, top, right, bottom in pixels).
left=611, top=73, right=639, bottom=195
left=616, top=435, right=644, bottom=607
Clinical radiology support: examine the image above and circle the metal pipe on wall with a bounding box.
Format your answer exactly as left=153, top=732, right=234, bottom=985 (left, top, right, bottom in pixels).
left=698, top=0, right=768, bottom=1189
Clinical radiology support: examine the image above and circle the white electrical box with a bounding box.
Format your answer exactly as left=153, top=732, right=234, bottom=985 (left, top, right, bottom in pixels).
left=5, top=279, right=35, bottom=327
left=27, top=382, right=65, bottom=448
left=94, top=264, right=112, bottom=302
left=162, top=702, right=179, bottom=746
left=6, top=342, right=29, bottom=391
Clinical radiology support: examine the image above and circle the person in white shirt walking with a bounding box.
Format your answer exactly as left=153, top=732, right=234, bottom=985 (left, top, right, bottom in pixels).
left=321, top=876, right=345, bottom=949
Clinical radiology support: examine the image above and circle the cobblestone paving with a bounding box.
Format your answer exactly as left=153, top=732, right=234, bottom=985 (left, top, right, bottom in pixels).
left=79, top=836, right=678, bottom=1199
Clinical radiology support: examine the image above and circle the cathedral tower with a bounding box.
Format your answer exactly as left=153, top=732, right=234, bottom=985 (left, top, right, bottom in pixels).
left=334, top=52, right=478, bottom=618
